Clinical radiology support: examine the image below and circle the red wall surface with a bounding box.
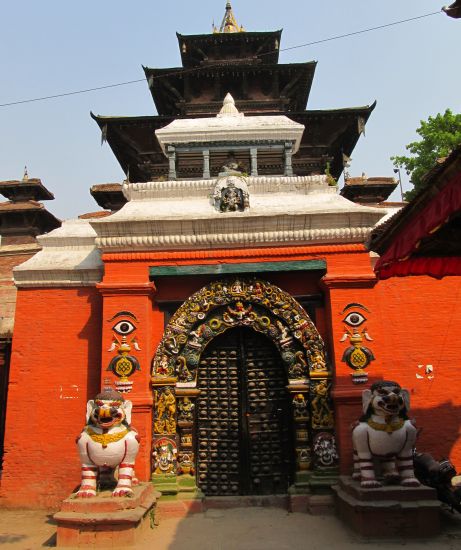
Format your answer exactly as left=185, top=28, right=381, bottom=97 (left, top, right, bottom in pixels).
left=0, top=288, right=102, bottom=508
left=2, top=244, right=461, bottom=508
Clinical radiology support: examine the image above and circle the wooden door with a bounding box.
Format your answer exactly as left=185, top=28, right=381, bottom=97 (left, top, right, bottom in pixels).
left=196, top=327, right=293, bottom=496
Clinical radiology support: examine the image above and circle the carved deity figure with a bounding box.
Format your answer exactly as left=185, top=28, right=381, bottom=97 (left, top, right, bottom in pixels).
left=153, top=437, right=177, bottom=475
left=212, top=176, right=249, bottom=212
left=154, top=387, right=176, bottom=434
left=313, top=432, right=338, bottom=467
left=311, top=380, right=334, bottom=429
left=221, top=181, right=243, bottom=212
left=292, top=393, right=308, bottom=419
left=178, top=397, right=195, bottom=423
left=352, top=380, right=419, bottom=488
left=76, top=389, right=140, bottom=498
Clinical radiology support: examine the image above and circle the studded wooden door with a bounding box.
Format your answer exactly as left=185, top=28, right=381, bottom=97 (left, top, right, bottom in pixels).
left=196, top=327, right=294, bottom=496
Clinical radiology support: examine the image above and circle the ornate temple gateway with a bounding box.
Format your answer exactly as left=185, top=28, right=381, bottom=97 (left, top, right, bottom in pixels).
left=2, top=4, right=461, bottom=511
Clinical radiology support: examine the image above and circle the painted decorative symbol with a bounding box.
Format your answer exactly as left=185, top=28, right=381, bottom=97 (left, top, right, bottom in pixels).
left=112, top=319, right=136, bottom=336
left=106, top=312, right=141, bottom=393
left=107, top=336, right=141, bottom=393
left=416, top=364, right=434, bottom=380
left=340, top=303, right=374, bottom=384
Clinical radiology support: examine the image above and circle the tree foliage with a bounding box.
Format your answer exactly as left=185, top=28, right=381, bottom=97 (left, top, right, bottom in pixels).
left=391, top=109, right=461, bottom=201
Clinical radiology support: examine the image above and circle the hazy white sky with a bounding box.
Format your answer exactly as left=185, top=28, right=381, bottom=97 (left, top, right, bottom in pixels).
left=1, top=1, right=459, bottom=219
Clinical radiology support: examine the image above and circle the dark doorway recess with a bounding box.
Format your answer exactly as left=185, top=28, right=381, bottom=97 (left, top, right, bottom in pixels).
left=196, top=327, right=294, bottom=496
left=0, top=339, right=11, bottom=471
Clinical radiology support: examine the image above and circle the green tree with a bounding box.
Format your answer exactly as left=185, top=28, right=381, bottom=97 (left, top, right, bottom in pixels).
left=391, top=109, right=461, bottom=201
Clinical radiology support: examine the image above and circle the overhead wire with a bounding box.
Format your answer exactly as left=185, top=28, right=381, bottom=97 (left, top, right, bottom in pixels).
left=0, top=9, right=442, bottom=108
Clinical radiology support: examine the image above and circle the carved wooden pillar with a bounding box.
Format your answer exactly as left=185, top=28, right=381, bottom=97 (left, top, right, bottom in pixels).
left=284, top=142, right=294, bottom=176
left=203, top=149, right=211, bottom=179
left=287, top=383, right=311, bottom=472
left=250, top=147, right=258, bottom=176
left=168, top=146, right=176, bottom=180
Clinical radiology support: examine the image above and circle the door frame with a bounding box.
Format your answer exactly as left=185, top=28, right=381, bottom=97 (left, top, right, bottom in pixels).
left=151, top=278, right=336, bottom=488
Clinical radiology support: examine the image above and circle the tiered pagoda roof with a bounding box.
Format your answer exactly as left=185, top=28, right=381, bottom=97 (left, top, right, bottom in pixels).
left=92, top=3, right=375, bottom=185
left=0, top=174, right=60, bottom=244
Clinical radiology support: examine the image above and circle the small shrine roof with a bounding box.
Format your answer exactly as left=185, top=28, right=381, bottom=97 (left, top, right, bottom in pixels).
left=0, top=178, right=54, bottom=201
left=90, top=183, right=126, bottom=211
left=0, top=200, right=44, bottom=211
left=78, top=211, right=112, bottom=219
left=340, top=176, right=398, bottom=204
left=155, top=94, right=305, bottom=154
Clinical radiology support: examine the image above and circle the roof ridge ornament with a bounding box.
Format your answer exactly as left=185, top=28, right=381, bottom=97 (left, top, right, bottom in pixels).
left=213, top=2, right=245, bottom=33
left=217, top=93, right=244, bottom=118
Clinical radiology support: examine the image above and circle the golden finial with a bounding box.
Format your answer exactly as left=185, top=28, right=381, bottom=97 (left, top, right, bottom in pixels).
left=22, top=166, right=29, bottom=182
left=218, top=2, right=244, bottom=33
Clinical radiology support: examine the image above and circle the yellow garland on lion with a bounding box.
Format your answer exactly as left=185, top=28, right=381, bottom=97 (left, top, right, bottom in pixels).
left=85, top=427, right=129, bottom=446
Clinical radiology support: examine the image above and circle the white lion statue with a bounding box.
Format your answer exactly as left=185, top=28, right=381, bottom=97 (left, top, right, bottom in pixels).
left=352, top=380, right=419, bottom=488
left=76, top=389, right=140, bottom=497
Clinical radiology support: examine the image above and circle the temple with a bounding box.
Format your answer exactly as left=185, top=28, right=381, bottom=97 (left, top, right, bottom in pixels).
left=92, top=1, right=374, bottom=187
left=1, top=3, right=461, bottom=518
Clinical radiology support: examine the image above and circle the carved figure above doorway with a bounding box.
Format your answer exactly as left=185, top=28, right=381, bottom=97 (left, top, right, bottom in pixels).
left=152, top=278, right=330, bottom=386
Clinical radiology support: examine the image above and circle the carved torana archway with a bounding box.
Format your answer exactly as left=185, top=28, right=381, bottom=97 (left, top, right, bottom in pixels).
left=151, top=278, right=337, bottom=492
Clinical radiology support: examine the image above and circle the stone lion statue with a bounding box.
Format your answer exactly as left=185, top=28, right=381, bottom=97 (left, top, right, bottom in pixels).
left=76, top=389, right=140, bottom=497
left=352, top=380, right=419, bottom=488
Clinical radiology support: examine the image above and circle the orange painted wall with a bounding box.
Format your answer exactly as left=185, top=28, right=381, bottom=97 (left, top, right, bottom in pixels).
left=98, top=283, right=157, bottom=482
left=373, top=276, right=461, bottom=466
left=0, top=287, right=102, bottom=508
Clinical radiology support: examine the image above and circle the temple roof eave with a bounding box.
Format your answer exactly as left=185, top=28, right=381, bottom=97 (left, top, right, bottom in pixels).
left=143, top=61, right=317, bottom=116
left=90, top=103, right=375, bottom=182
left=176, top=30, right=283, bottom=42
left=176, top=30, right=283, bottom=66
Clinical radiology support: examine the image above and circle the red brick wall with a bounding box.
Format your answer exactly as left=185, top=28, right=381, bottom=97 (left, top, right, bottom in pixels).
left=0, top=287, right=102, bottom=509
left=0, top=250, right=38, bottom=337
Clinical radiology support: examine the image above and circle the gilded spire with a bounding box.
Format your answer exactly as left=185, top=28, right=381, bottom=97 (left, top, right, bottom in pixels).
left=213, top=2, right=244, bottom=34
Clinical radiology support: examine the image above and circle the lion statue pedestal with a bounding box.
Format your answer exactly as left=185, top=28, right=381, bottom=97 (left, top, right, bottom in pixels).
left=54, top=389, right=160, bottom=547
left=332, top=381, right=441, bottom=537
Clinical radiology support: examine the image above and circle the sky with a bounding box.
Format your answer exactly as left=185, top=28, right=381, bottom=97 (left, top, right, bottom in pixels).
left=0, top=0, right=460, bottom=220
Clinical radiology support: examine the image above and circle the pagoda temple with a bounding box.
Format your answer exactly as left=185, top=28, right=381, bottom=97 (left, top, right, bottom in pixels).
left=92, top=2, right=374, bottom=186
left=1, top=3, right=461, bottom=514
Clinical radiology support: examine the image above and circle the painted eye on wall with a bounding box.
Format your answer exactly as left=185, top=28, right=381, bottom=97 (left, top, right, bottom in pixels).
left=343, top=312, right=366, bottom=327
left=113, top=320, right=136, bottom=335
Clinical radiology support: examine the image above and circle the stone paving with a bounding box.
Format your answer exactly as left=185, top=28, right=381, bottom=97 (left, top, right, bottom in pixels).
left=1, top=506, right=461, bottom=549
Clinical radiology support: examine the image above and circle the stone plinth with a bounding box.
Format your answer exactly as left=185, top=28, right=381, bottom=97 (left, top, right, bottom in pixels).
left=54, top=483, right=160, bottom=548
left=332, top=476, right=441, bottom=538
